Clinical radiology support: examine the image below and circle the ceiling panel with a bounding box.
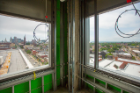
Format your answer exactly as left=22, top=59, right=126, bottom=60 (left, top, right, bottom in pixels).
left=0, top=0, right=52, bottom=22
left=85, top=0, right=139, bottom=17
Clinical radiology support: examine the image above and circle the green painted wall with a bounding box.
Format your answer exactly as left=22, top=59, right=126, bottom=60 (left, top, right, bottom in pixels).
left=0, top=87, right=12, bottom=93
left=15, top=81, right=29, bottom=93
left=123, top=91, right=129, bottom=93
left=56, top=0, right=61, bottom=86
left=63, top=1, right=68, bottom=84
left=108, top=84, right=121, bottom=93
left=95, top=78, right=106, bottom=87
left=31, top=77, right=42, bottom=93
left=44, top=74, right=53, bottom=92
left=95, top=88, right=105, bottom=93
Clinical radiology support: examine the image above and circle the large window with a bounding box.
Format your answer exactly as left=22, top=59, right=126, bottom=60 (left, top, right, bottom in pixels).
left=0, top=15, right=51, bottom=76
left=89, top=2, right=140, bottom=80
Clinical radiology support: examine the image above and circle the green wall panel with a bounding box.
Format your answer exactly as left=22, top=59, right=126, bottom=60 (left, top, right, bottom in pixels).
left=87, top=75, right=94, bottom=80
left=108, top=84, right=121, bottom=93
left=56, top=39, right=60, bottom=66
left=57, top=80, right=61, bottom=86
left=44, top=83, right=52, bottom=92
left=44, top=74, right=52, bottom=84
left=0, top=87, right=12, bottom=93
left=14, top=82, right=29, bottom=93
left=123, top=91, right=129, bottom=93
left=31, top=77, right=42, bottom=93
left=64, top=1, right=68, bottom=66
left=56, top=0, right=61, bottom=86
left=86, top=75, right=94, bottom=90
left=87, top=84, right=94, bottom=90
left=95, top=78, right=106, bottom=87
left=44, top=74, right=52, bottom=92
left=95, top=88, right=105, bottom=93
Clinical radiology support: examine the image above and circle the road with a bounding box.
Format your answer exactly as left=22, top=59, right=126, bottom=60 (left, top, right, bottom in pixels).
left=8, top=49, right=27, bottom=73
left=22, top=49, right=41, bottom=67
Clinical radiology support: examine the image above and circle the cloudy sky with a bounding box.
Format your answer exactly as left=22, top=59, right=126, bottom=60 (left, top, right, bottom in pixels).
left=0, top=15, right=49, bottom=42
left=0, top=2, right=140, bottom=42
left=90, top=2, right=140, bottom=42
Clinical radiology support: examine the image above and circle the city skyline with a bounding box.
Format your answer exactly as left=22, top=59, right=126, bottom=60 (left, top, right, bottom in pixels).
left=0, top=15, right=49, bottom=41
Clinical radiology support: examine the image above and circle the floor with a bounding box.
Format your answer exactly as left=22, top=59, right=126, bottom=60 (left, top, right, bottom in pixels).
left=46, top=87, right=90, bottom=93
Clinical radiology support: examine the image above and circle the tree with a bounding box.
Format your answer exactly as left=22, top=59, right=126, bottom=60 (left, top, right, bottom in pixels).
left=107, top=49, right=114, bottom=54
left=26, top=42, right=30, bottom=45
left=89, top=43, right=94, bottom=48
left=15, top=45, right=17, bottom=49
left=105, top=53, right=113, bottom=58
left=132, top=56, right=136, bottom=60
left=26, top=50, right=31, bottom=54
left=20, top=46, right=23, bottom=49
left=40, top=46, right=43, bottom=50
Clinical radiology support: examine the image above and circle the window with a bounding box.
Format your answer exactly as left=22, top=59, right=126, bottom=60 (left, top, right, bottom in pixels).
left=86, top=16, right=95, bottom=66
left=88, top=2, right=140, bottom=80
left=0, top=14, right=51, bottom=76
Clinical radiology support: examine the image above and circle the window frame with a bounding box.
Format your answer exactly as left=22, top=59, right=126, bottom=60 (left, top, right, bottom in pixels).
left=0, top=1, right=55, bottom=83
left=83, top=0, right=140, bottom=87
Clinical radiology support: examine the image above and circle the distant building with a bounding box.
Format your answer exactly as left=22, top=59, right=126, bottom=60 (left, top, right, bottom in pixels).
left=37, top=53, right=48, bottom=58
left=98, top=57, right=140, bottom=78
left=5, top=38, right=7, bottom=42
left=0, top=42, right=11, bottom=50
left=117, top=53, right=132, bottom=60
left=24, top=45, right=34, bottom=50
left=31, top=39, right=37, bottom=46
left=132, top=50, right=140, bottom=57
left=24, top=35, right=26, bottom=45
left=14, top=37, right=17, bottom=44
left=100, top=51, right=106, bottom=59
left=32, top=50, right=37, bottom=55
left=33, top=47, right=40, bottom=50
left=128, top=46, right=139, bottom=51
left=10, top=43, right=15, bottom=48
left=17, top=38, right=22, bottom=43
left=115, top=50, right=125, bottom=54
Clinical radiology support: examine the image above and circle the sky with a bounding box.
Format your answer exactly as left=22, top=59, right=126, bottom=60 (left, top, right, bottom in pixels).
left=90, top=2, right=140, bottom=42
left=0, top=15, right=49, bottom=41
left=0, top=2, right=140, bottom=42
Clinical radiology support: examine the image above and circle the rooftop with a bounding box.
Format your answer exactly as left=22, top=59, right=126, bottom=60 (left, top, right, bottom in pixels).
left=118, top=58, right=140, bottom=65
left=118, top=53, right=131, bottom=56
left=124, top=63, right=140, bottom=78
left=132, top=50, right=140, bottom=54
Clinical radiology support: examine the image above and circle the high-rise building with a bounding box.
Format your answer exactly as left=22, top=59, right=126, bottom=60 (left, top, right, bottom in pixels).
left=5, top=38, right=7, bottom=42
left=17, top=39, right=22, bottom=43
left=24, top=35, right=26, bottom=45
left=14, top=37, right=17, bottom=44
left=10, top=37, right=12, bottom=43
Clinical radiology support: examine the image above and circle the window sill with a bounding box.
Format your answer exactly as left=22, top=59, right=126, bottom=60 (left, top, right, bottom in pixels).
left=0, top=64, right=50, bottom=82
left=87, top=63, right=140, bottom=86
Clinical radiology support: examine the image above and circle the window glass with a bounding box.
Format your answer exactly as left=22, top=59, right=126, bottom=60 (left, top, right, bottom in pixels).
left=86, top=17, right=95, bottom=66
left=98, top=2, right=140, bottom=79
left=0, top=15, right=50, bottom=76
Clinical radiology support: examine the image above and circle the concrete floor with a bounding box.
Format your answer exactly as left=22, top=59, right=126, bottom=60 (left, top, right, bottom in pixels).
left=46, top=87, right=90, bottom=93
